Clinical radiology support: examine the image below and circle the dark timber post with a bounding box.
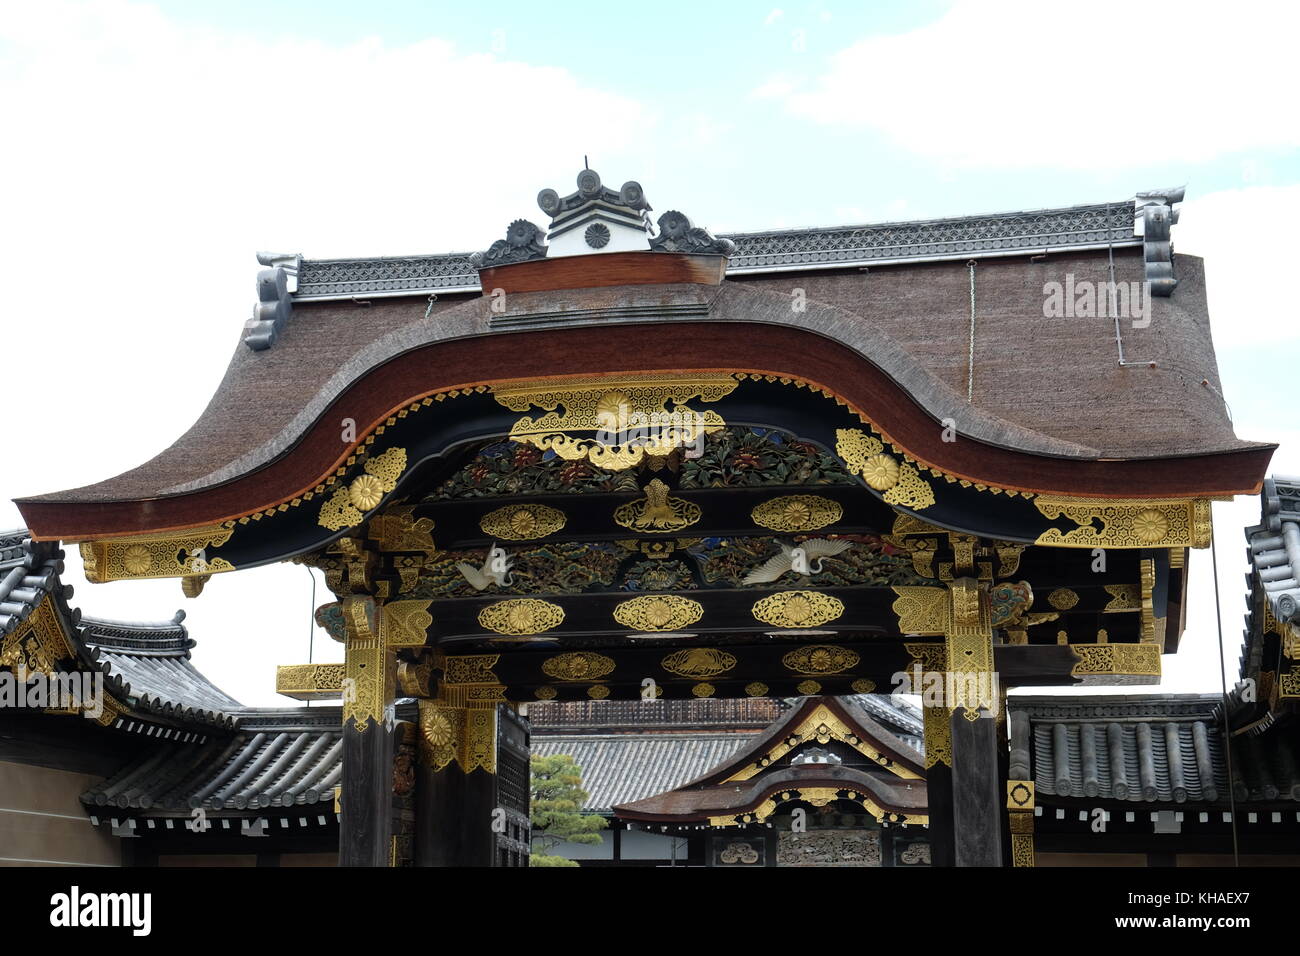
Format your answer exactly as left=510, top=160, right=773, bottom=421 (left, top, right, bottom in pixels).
left=922, top=701, right=956, bottom=867
left=946, top=578, right=1004, bottom=867
left=414, top=654, right=505, bottom=866
left=339, top=595, right=397, bottom=866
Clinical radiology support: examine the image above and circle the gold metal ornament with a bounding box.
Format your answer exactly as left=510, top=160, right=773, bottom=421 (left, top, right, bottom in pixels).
left=1047, top=588, right=1080, bottom=611
left=851, top=679, right=876, bottom=694
left=750, top=495, right=843, bottom=532
left=79, top=525, right=236, bottom=583
left=660, top=647, right=738, bottom=679
left=479, top=503, right=567, bottom=541
left=535, top=685, right=557, bottom=700
left=613, top=480, right=701, bottom=533
left=835, top=429, right=935, bottom=509
left=891, top=586, right=949, bottom=635
left=319, top=447, right=408, bottom=531
left=796, top=679, right=822, bottom=696
left=783, top=644, right=860, bottom=676
left=493, top=374, right=737, bottom=470
left=542, top=651, right=616, bottom=682
left=276, top=663, right=347, bottom=700
left=384, top=600, right=433, bottom=647
left=751, top=591, right=845, bottom=628
left=745, top=682, right=769, bottom=697
left=613, top=594, right=704, bottom=632
left=1069, top=643, right=1162, bottom=683
left=1034, top=496, right=1212, bottom=549
left=587, top=684, right=611, bottom=699
left=691, top=682, right=716, bottom=698
left=477, top=598, right=565, bottom=636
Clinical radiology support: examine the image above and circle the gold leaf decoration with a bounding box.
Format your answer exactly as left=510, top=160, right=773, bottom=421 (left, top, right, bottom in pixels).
left=542, top=651, right=616, bottom=682
left=882, top=462, right=936, bottom=510
left=79, top=525, right=236, bottom=583
left=751, top=591, right=845, bottom=628
left=478, top=598, right=565, bottom=636
left=613, top=480, right=701, bottom=533
left=796, top=679, right=822, bottom=696
left=783, top=644, right=861, bottom=675
left=1034, top=497, right=1212, bottom=549
left=891, top=586, right=949, bottom=635
left=587, top=684, right=611, bottom=699
left=836, top=429, right=934, bottom=510
left=851, top=679, right=876, bottom=694
left=660, top=647, right=738, bottom=679
left=750, top=495, right=843, bottom=532
left=494, top=374, right=737, bottom=470
left=745, top=682, right=769, bottom=697
left=479, top=503, right=566, bottom=541
left=1047, top=588, right=1080, bottom=611
left=535, top=685, right=557, bottom=700
left=384, top=600, right=433, bottom=647
left=613, top=594, right=704, bottom=632
left=692, top=682, right=716, bottom=698
left=861, top=454, right=900, bottom=491
left=319, top=447, right=408, bottom=531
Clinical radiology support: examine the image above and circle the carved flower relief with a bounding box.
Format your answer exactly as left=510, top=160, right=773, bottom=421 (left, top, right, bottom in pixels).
left=541, top=651, right=616, bottom=682
left=861, top=454, right=900, bottom=491
left=425, top=710, right=455, bottom=748
left=122, top=545, right=153, bottom=576
left=1134, top=509, right=1171, bottom=543
left=349, top=473, right=386, bottom=511
left=746, top=682, right=769, bottom=697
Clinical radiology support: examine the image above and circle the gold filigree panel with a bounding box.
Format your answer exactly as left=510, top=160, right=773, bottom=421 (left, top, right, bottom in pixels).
left=751, top=591, right=844, bottom=628
left=1069, top=643, right=1162, bottom=684
left=1034, top=497, right=1212, bottom=549
left=782, top=644, right=860, bottom=676
left=80, top=525, right=235, bottom=583
left=750, top=495, right=843, bottom=532
left=384, top=600, right=433, bottom=647
left=613, top=480, right=701, bottom=533
left=479, top=503, right=566, bottom=541
left=891, top=587, right=949, bottom=635
left=478, top=598, right=565, bottom=635
left=318, top=447, right=408, bottom=531
left=494, top=373, right=736, bottom=470
left=613, top=594, right=704, bottom=632
left=835, top=429, right=935, bottom=510
left=542, top=651, right=615, bottom=682
left=276, top=663, right=347, bottom=700
left=660, top=647, right=737, bottom=679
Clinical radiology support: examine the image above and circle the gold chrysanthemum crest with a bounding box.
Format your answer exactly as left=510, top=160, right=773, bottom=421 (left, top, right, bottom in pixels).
left=479, top=503, right=567, bottom=541
left=750, top=495, right=843, bottom=532
left=477, top=598, right=565, bottom=636
left=613, top=594, right=704, bottom=632
left=752, top=591, right=845, bottom=628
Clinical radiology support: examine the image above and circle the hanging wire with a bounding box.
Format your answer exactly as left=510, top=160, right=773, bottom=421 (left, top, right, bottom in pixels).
left=1209, top=503, right=1241, bottom=865
left=966, top=260, right=976, bottom=402
left=305, top=566, right=317, bottom=707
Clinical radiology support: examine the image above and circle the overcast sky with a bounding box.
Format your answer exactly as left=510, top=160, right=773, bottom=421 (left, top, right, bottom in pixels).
left=1, top=0, right=1297, bottom=706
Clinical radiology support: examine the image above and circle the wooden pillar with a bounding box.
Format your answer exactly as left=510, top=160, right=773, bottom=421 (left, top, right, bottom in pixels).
left=946, top=578, right=1004, bottom=867
left=414, top=654, right=505, bottom=867
left=339, top=595, right=397, bottom=867
left=922, top=699, right=956, bottom=867
left=1007, top=709, right=1036, bottom=866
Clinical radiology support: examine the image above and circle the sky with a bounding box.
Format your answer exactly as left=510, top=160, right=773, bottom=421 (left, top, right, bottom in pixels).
left=0, top=0, right=1297, bottom=706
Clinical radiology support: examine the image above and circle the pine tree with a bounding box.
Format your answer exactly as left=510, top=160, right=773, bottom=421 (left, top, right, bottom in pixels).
left=530, top=753, right=606, bottom=867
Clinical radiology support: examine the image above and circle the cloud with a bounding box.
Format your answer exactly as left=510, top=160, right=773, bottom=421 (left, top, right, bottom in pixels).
left=0, top=0, right=650, bottom=705
left=1173, top=184, right=1300, bottom=349
left=762, top=0, right=1300, bottom=168
left=764, top=9, right=785, bottom=25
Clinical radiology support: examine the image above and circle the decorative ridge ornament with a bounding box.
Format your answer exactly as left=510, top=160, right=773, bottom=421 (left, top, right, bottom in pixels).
left=535, top=168, right=655, bottom=256
left=649, top=210, right=736, bottom=256
left=614, top=480, right=702, bottom=533
left=470, top=219, right=547, bottom=268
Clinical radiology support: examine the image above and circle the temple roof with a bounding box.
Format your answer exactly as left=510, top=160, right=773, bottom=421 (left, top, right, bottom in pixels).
left=81, top=707, right=343, bottom=813
left=1247, top=475, right=1300, bottom=624
left=0, top=530, right=66, bottom=638
left=80, top=611, right=243, bottom=721
left=16, top=183, right=1272, bottom=537
left=1012, top=694, right=1230, bottom=804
